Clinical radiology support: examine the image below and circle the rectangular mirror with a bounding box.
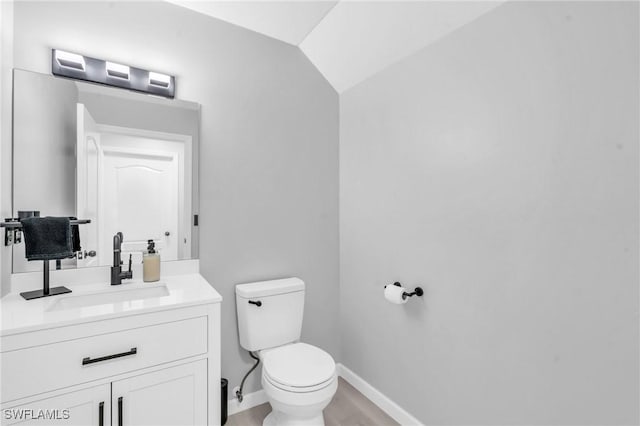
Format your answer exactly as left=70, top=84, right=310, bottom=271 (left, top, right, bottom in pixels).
left=12, top=69, right=200, bottom=273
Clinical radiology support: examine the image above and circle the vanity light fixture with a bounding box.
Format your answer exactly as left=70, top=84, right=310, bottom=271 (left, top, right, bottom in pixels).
left=51, top=49, right=175, bottom=98
left=106, top=61, right=130, bottom=80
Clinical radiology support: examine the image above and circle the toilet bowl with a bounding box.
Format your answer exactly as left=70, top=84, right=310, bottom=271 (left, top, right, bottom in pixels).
left=261, top=343, right=337, bottom=426
left=236, top=278, right=338, bottom=426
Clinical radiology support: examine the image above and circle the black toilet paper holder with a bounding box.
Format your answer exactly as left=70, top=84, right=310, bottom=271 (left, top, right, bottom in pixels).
left=385, top=282, right=424, bottom=300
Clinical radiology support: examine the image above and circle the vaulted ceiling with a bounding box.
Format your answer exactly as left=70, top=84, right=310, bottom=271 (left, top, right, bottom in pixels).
left=167, top=1, right=503, bottom=93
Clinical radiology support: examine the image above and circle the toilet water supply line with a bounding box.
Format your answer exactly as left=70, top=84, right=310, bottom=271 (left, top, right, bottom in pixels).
left=236, top=351, right=260, bottom=403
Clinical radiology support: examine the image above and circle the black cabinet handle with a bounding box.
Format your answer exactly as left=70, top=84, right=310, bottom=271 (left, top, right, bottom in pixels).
left=82, top=347, right=137, bottom=365
left=99, top=401, right=104, bottom=426
left=248, top=300, right=262, bottom=307
left=118, top=397, right=123, bottom=426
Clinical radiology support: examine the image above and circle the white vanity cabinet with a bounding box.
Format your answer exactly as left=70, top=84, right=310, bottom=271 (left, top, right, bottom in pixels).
left=2, top=384, right=110, bottom=426
left=1, top=277, right=221, bottom=426
left=112, top=360, right=207, bottom=426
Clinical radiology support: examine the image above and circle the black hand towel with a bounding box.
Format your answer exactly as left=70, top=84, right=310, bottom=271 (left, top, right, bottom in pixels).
left=20, top=217, right=74, bottom=261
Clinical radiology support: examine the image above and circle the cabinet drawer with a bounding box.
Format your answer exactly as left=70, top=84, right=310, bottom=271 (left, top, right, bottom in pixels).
left=1, top=316, right=207, bottom=403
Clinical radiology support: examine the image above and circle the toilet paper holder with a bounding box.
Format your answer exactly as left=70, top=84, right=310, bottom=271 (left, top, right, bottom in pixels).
left=385, top=282, right=424, bottom=300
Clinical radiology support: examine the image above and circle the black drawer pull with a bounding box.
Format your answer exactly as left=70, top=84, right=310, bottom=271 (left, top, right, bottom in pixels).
left=82, top=347, right=137, bottom=365
left=99, top=401, right=104, bottom=426
left=248, top=300, right=262, bottom=307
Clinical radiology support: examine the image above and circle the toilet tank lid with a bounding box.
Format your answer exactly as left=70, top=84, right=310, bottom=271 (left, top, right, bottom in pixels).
left=236, top=277, right=304, bottom=298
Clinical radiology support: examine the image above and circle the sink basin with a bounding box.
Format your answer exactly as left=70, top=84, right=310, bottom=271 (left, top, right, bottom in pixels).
left=47, top=284, right=170, bottom=311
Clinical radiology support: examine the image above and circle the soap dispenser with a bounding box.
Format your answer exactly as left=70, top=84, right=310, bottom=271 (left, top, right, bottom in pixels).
left=143, top=239, right=160, bottom=282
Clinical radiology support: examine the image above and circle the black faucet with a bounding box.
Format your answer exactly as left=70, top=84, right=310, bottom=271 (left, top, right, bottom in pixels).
left=111, top=232, right=133, bottom=285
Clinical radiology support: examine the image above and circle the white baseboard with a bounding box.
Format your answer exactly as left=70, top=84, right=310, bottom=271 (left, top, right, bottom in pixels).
left=227, top=363, right=422, bottom=425
left=227, top=389, right=267, bottom=416
left=336, top=363, right=423, bottom=426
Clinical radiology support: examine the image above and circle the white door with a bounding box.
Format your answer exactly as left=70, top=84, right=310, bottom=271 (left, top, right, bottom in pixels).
left=76, top=104, right=101, bottom=268
left=100, top=144, right=179, bottom=262
left=2, top=383, right=110, bottom=425
left=111, top=360, right=207, bottom=426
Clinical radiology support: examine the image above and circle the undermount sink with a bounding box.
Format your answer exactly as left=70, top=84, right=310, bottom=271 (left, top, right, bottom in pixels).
left=47, top=284, right=170, bottom=311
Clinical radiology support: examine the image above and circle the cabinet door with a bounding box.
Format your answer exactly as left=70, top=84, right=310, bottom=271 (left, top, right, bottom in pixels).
left=2, top=383, right=109, bottom=426
left=112, top=360, right=207, bottom=426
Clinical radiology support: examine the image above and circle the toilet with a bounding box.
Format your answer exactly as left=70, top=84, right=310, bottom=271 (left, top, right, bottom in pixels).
left=236, top=278, right=338, bottom=426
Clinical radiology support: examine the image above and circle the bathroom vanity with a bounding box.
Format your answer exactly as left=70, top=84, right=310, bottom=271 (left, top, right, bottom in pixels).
left=2, top=68, right=216, bottom=425
left=0, top=261, right=221, bottom=426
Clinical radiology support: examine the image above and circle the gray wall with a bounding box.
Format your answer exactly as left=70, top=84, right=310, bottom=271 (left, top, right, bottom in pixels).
left=10, top=0, right=339, bottom=396
left=340, top=2, right=638, bottom=425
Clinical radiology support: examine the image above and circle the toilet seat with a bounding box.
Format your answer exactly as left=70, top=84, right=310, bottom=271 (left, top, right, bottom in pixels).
left=261, top=343, right=336, bottom=393
left=263, top=371, right=335, bottom=394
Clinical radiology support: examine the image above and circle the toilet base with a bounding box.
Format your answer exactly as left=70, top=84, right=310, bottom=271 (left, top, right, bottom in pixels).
left=263, top=409, right=325, bottom=426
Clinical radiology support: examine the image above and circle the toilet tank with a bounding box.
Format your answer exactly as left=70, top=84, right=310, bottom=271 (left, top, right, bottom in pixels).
left=236, top=278, right=305, bottom=352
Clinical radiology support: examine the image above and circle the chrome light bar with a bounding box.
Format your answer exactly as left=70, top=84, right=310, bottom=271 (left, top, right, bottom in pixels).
left=52, top=49, right=175, bottom=98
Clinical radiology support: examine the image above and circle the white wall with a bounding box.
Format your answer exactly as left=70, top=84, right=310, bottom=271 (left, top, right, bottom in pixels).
left=340, top=1, right=638, bottom=425
left=9, top=0, right=339, bottom=397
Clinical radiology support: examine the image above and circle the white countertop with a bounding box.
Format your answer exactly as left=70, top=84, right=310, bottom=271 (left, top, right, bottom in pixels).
left=1, top=269, right=222, bottom=337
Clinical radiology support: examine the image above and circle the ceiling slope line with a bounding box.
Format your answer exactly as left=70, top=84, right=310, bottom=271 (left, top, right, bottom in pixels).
left=297, top=0, right=341, bottom=47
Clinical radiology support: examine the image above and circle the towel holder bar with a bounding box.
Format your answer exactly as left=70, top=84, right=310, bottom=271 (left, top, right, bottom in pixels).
left=2, top=219, right=91, bottom=247
left=1, top=219, right=91, bottom=228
